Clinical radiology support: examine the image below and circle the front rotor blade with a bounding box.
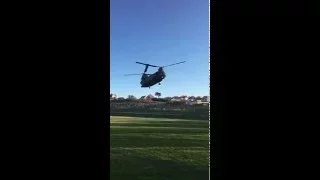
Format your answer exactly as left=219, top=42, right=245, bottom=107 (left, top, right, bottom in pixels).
left=162, top=61, right=186, bottom=68
left=136, top=62, right=159, bottom=67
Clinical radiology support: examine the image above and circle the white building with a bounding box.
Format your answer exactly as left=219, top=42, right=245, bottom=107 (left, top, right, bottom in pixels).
left=171, top=96, right=188, bottom=102
left=187, top=96, right=210, bottom=105
left=110, top=94, right=117, bottom=100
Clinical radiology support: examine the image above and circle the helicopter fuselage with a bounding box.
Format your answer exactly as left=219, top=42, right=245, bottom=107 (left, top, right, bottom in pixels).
left=140, top=70, right=166, bottom=88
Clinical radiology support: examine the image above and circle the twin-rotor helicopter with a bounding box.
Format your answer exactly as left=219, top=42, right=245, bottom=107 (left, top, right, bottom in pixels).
left=124, top=61, right=186, bottom=88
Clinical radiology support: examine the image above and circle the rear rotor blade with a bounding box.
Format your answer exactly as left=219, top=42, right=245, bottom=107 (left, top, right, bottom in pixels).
left=124, top=73, right=143, bottom=76
left=162, top=61, right=186, bottom=68
left=136, top=62, right=159, bottom=67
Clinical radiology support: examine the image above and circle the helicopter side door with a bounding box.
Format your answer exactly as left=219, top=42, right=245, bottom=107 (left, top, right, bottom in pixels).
left=147, top=73, right=160, bottom=86
left=141, top=74, right=151, bottom=86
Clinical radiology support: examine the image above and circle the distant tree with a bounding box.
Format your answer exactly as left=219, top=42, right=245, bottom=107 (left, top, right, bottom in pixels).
left=127, top=95, right=137, bottom=100
left=117, top=97, right=125, bottom=101
left=155, top=98, right=168, bottom=102
left=140, top=96, right=146, bottom=99
left=155, top=92, right=161, bottom=98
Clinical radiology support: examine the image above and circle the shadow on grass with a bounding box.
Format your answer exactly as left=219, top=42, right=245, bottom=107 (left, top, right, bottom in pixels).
left=110, top=127, right=208, bottom=135
left=110, top=111, right=209, bottom=120
left=110, top=116, right=209, bottom=180
left=110, top=123, right=208, bottom=129
left=111, top=135, right=208, bottom=148
left=111, top=127, right=209, bottom=148
left=110, top=149, right=209, bottom=180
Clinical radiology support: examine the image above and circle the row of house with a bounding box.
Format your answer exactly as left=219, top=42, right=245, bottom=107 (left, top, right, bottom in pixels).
left=171, top=96, right=210, bottom=105
left=111, top=93, right=209, bottom=104
left=170, top=96, right=209, bottom=101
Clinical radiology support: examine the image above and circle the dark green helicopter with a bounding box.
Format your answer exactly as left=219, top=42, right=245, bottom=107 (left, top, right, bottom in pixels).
left=125, top=61, right=186, bottom=88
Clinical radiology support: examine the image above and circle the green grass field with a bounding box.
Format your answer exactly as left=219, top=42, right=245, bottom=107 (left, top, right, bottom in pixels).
left=110, top=116, right=209, bottom=180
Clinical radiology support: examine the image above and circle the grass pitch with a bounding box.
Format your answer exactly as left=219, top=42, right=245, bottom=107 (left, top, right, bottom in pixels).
left=110, top=116, right=209, bottom=180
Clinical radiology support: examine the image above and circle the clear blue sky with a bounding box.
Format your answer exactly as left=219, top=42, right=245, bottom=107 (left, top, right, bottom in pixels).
left=111, top=0, right=209, bottom=98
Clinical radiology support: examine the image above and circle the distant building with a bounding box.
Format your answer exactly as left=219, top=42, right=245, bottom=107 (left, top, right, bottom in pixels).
left=180, top=95, right=188, bottom=101
left=171, top=96, right=181, bottom=101
left=170, top=95, right=188, bottom=102
left=146, top=94, right=155, bottom=100
left=202, top=96, right=210, bottom=102
left=139, top=94, right=154, bottom=101
left=110, top=93, right=117, bottom=100
left=186, top=96, right=209, bottom=105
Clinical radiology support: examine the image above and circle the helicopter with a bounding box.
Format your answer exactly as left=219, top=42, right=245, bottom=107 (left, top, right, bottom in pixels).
left=124, top=61, right=186, bottom=88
